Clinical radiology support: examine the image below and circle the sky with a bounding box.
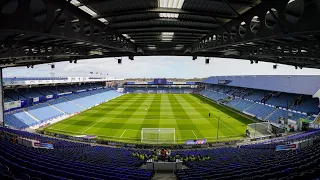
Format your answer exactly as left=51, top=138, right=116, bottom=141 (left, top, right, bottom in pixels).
left=3, top=56, right=320, bottom=78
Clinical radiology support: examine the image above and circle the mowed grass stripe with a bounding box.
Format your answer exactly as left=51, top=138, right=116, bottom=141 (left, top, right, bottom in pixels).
left=45, top=94, right=131, bottom=132
left=91, top=94, right=148, bottom=137
left=163, top=94, right=182, bottom=142
left=71, top=94, right=141, bottom=137
left=173, top=94, right=205, bottom=139
left=181, top=94, right=231, bottom=138
left=191, top=94, right=252, bottom=135
left=143, top=94, right=161, bottom=127
left=113, top=94, right=153, bottom=139
left=168, top=94, right=204, bottom=140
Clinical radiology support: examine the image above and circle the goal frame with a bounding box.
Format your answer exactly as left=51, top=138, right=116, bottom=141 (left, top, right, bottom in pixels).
left=247, top=122, right=273, bottom=139
left=141, top=128, right=176, bottom=144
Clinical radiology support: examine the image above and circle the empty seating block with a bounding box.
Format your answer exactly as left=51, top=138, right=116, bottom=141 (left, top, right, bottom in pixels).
left=48, top=98, right=84, bottom=114
left=4, top=111, right=38, bottom=129
left=27, top=103, right=64, bottom=123
left=245, top=103, right=274, bottom=120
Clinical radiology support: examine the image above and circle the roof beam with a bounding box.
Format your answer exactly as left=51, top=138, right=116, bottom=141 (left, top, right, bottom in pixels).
left=111, top=18, right=220, bottom=26
left=77, top=0, right=255, bottom=7
left=222, top=0, right=241, bottom=17
left=133, top=36, right=198, bottom=40
left=128, top=32, right=205, bottom=37
left=93, top=8, right=237, bottom=20
left=117, top=27, right=209, bottom=34
left=49, top=0, right=137, bottom=52
left=113, top=23, right=216, bottom=31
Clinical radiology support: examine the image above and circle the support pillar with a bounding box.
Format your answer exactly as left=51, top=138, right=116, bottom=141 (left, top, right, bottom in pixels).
left=0, top=68, right=4, bottom=127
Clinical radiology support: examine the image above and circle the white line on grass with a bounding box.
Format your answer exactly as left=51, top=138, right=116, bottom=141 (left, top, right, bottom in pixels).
left=219, top=120, right=239, bottom=136
left=81, top=117, right=107, bottom=134
left=120, top=129, right=127, bottom=138
left=192, top=130, right=198, bottom=139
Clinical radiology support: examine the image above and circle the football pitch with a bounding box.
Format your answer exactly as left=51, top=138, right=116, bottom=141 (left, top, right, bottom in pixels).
left=42, top=94, right=253, bottom=144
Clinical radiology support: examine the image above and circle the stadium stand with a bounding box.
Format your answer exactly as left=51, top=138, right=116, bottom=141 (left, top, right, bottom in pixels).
left=200, top=76, right=320, bottom=125
left=291, top=95, right=319, bottom=115
left=26, top=103, right=64, bottom=123
left=0, top=127, right=152, bottom=180
left=0, top=127, right=320, bottom=180
left=125, top=87, right=193, bottom=94
left=4, top=83, right=122, bottom=130
left=199, top=90, right=227, bottom=101
left=48, top=98, right=84, bottom=114
left=245, top=90, right=266, bottom=102
left=4, top=111, right=38, bottom=129
left=233, top=99, right=254, bottom=111
left=199, top=88, right=317, bottom=123
left=4, top=90, right=25, bottom=101
left=244, top=103, right=275, bottom=120
left=176, top=130, right=320, bottom=180
left=266, top=92, right=299, bottom=108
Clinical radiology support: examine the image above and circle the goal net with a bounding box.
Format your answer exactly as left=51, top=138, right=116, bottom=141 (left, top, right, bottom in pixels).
left=141, top=128, right=176, bottom=144
left=247, top=122, right=273, bottom=138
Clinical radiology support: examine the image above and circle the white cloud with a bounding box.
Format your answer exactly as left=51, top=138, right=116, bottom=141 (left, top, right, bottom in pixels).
left=3, top=56, right=320, bottom=78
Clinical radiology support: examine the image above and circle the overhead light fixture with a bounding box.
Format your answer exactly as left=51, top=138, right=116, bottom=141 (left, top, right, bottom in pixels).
left=148, top=45, right=156, bottom=50
left=158, top=0, right=185, bottom=19
left=74, top=60, right=77, bottom=64
left=192, top=56, right=197, bottom=60
left=78, top=6, right=97, bottom=16
left=159, top=13, right=179, bottom=18
left=159, top=0, right=185, bottom=9
left=254, top=60, right=258, bottom=64
left=98, top=18, right=109, bottom=25
left=70, top=0, right=108, bottom=24
left=174, top=45, right=184, bottom=50
left=161, top=32, right=174, bottom=41
left=250, top=60, right=254, bottom=64
left=273, top=64, right=277, bottom=69
left=122, top=34, right=131, bottom=39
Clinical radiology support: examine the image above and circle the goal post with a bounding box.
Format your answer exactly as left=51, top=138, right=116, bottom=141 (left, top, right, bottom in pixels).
left=141, top=128, right=176, bottom=144
left=247, top=122, right=273, bottom=138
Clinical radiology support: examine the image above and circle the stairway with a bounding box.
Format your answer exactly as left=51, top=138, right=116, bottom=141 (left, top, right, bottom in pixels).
left=63, top=97, right=84, bottom=108
left=264, top=108, right=278, bottom=121
left=244, top=102, right=256, bottom=111
left=23, top=110, right=40, bottom=122
left=47, top=102, right=66, bottom=114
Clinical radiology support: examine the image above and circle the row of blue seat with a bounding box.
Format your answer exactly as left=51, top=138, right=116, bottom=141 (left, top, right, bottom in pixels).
left=4, top=89, right=122, bottom=129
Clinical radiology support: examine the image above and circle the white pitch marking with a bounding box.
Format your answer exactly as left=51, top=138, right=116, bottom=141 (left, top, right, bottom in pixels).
left=219, top=120, right=239, bottom=136
left=192, top=130, right=198, bottom=139
left=81, top=117, right=107, bottom=134
left=120, top=129, right=127, bottom=138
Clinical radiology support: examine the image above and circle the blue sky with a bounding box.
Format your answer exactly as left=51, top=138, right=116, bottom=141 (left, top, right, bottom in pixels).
left=3, top=56, right=320, bottom=78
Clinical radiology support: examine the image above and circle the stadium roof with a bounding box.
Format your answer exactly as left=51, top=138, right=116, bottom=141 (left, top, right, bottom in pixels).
left=1, top=0, right=320, bottom=68
left=203, top=75, right=320, bottom=96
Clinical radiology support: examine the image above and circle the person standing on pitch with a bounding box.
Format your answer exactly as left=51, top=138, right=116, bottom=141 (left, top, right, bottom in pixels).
left=209, top=113, right=211, bottom=118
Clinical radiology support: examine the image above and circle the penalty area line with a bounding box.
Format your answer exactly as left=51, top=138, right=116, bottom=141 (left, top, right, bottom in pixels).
left=120, top=129, right=127, bottom=138
left=192, top=130, right=198, bottom=139
left=81, top=117, right=106, bottom=134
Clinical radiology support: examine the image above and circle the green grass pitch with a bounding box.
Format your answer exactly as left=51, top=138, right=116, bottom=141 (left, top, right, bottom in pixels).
left=42, top=94, right=253, bottom=144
